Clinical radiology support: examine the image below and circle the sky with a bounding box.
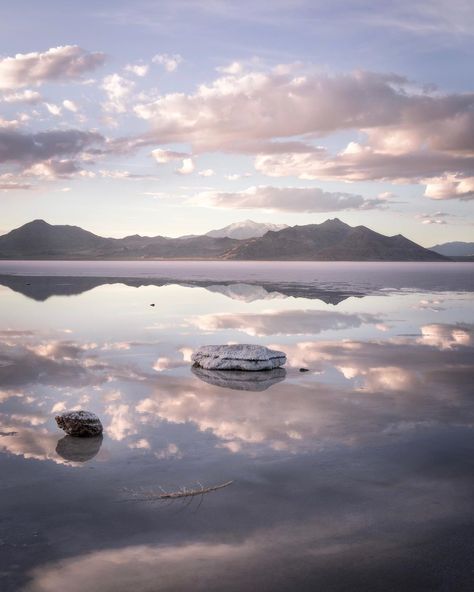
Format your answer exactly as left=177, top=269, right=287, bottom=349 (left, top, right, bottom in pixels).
left=0, top=0, right=473, bottom=246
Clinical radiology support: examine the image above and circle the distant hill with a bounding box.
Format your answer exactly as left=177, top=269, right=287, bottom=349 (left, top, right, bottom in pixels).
left=429, top=241, right=474, bottom=257
left=0, top=220, right=238, bottom=259
left=205, top=219, right=288, bottom=239
left=0, top=218, right=448, bottom=261
left=224, top=219, right=446, bottom=261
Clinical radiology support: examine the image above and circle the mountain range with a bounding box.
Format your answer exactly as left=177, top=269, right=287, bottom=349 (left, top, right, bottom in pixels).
left=0, top=218, right=448, bottom=261
left=429, top=241, right=474, bottom=257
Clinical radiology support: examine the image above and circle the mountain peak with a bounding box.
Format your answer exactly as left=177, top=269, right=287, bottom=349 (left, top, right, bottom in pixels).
left=320, top=218, right=348, bottom=227
left=205, top=220, right=288, bottom=240
left=26, top=219, right=50, bottom=227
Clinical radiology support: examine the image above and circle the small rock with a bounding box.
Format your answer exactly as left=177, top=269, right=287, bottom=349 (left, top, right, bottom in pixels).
left=150, top=303, right=155, bottom=307
left=299, top=368, right=310, bottom=372
left=55, top=410, right=103, bottom=437
left=192, top=344, right=286, bottom=371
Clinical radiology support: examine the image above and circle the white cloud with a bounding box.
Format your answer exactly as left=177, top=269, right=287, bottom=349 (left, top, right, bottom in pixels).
left=0, top=45, right=105, bottom=90
left=217, top=61, right=244, bottom=75
left=45, top=103, right=62, bottom=116
left=176, top=157, right=195, bottom=175
left=189, top=185, right=385, bottom=212
left=152, top=53, right=183, bottom=72
left=62, top=99, right=78, bottom=112
left=423, top=174, right=474, bottom=200
left=198, top=168, right=215, bottom=177
left=125, top=63, right=149, bottom=77
left=101, top=74, right=135, bottom=113
left=130, top=66, right=474, bottom=196
left=2, top=89, right=42, bottom=103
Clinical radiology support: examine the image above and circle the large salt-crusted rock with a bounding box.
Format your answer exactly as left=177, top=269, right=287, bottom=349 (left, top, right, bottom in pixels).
left=192, top=366, right=286, bottom=391
left=55, top=410, right=103, bottom=437
left=192, top=344, right=286, bottom=371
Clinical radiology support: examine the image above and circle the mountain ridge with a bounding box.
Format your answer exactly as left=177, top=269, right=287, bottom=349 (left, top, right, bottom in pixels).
left=429, top=241, right=474, bottom=257
left=0, top=219, right=448, bottom=261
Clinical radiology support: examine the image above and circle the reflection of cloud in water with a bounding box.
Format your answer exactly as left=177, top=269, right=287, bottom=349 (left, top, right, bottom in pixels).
left=0, top=323, right=473, bottom=458
left=0, top=426, right=74, bottom=465
left=190, top=309, right=380, bottom=336
left=23, top=475, right=474, bottom=592
left=56, top=435, right=103, bottom=462
left=191, top=366, right=286, bottom=391
left=418, top=323, right=473, bottom=349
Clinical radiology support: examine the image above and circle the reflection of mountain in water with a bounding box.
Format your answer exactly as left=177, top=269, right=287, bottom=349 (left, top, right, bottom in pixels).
left=56, top=435, right=103, bottom=462
left=0, top=275, right=364, bottom=304
left=192, top=366, right=287, bottom=391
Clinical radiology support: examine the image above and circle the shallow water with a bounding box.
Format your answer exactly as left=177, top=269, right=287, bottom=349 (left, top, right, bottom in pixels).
left=0, top=262, right=473, bottom=591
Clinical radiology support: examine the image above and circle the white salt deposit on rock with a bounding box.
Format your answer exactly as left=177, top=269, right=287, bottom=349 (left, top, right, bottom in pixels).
left=55, top=410, right=103, bottom=437
left=192, top=344, right=286, bottom=371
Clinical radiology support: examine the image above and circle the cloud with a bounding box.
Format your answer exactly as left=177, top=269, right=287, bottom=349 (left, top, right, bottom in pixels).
left=151, top=148, right=189, bottom=164
left=217, top=61, right=244, bottom=75
left=416, top=211, right=450, bottom=225
left=1, top=89, right=42, bottom=103
left=0, top=129, right=103, bottom=168
left=102, top=74, right=135, bottom=113
left=254, top=145, right=474, bottom=185
left=132, top=68, right=474, bottom=152
left=0, top=45, right=105, bottom=90
left=128, top=66, right=474, bottom=197
left=423, top=174, right=474, bottom=200
left=62, top=99, right=79, bottom=113
left=189, top=185, right=385, bottom=212
left=45, top=102, right=62, bottom=116
left=176, top=157, right=195, bottom=175
left=198, top=168, right=215, bottom=177
left=0, top=181, right=33, bottom=190
left=125, top=63, right=149, bottom=77
left=152, top=53, right=183, bottom=72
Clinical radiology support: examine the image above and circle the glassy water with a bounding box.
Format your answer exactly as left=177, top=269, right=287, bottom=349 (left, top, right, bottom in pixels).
left=0, top=262, right=473, bottom=592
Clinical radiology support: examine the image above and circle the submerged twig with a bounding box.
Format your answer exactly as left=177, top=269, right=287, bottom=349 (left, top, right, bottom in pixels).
left=120, top=480, right=234, bottom=503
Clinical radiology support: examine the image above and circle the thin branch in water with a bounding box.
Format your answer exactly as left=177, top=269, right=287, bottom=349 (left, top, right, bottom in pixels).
left=120, top=480, right=234, bottom=503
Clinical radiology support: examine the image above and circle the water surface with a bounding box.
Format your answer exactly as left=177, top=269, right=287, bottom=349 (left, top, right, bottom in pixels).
left=0, top=262, right=473, bottom=591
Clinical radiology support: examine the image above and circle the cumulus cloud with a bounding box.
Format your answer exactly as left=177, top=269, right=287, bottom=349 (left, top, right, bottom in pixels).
left=176, top=157, right=195, bottom=175
left=254, top=145, right=474, bottom=185
left=152, top=53, right=183, bottom=72
left=128, top=66, right=474, bottom=197
left=217, top=61, right=244, bottom=75
left=423, top=174, right=474, bottom=200
left=189, top=185, right=385, bottom=212
left=0, top=45, right=105, bottom=90
left=125, top=63, right=149, bottom=77
left=101, top=74, right=135, bottom=113
left=62, top=99, right=79, bottom=112
left=132, top=68, right=474, bottom=152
